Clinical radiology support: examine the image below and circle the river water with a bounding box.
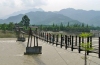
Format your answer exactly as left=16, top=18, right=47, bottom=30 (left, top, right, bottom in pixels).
left=0, top=38, right=100, bottom=65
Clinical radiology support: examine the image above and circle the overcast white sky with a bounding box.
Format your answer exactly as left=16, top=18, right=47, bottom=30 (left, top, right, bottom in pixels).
left=0, top=0, right=100, bottom=18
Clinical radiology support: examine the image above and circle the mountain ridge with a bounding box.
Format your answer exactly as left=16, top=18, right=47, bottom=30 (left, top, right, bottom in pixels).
left=0, top=11, right=81, bottom=25
left=57, top=8, right=100, bottom=26
left=0, top=8, right=100, bottom=26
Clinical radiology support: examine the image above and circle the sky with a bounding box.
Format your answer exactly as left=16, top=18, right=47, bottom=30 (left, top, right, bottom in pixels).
left=0, top=0, right=100, bottom=19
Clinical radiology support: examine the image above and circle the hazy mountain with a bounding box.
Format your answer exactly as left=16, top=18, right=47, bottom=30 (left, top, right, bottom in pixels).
left=25, top=11, right=81, bottom=25
left=0, top=19, right=3, bottom=23
left=11, top=8, right=43, bottom=16
left=0, top=14, right=23, bottom=24
left=2, top=8, right=44, bottom=19
left=0, top=11, right=81, bottom=25
left=1, top=8, right=100, bottom=26
left=57, top=8, right=100, bottom=26
left=89, top=16, right=100, bottom=26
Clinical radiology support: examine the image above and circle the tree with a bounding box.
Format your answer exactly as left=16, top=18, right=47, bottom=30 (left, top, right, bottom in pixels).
left=67, top=22, right=70, bottom=27
left=79, top=33, right=93, bottom=65
left=21, top=15, right=30, bottom=29
left=39, top=24, right=43, bottom=31
left=60, top=22, right=64, bottom=31
left=1, top=23, right=7, bottom=33
left=18, top=21, right=23, bottom=26
left=52, top=23, right=55, bottom=31
left=8, top=22, right=15, bottom=31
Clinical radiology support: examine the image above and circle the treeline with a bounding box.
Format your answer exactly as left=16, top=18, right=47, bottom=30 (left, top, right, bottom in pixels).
left=38, top=23, right=100, bottom=32
left=0, top=22, right=100, bottom=33
left=0, top=22, right=15, bottom=31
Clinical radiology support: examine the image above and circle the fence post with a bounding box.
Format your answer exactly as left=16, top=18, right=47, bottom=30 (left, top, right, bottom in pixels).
left=49, top=33, right=50, bottom=43
left=39, top=32, right=40, bottom=39
left=87, top=37, right=90, bottom=55
left=47, top=33, right=48, bottom=43
left=65, top=35, right=67, bottom=49
left=43, top=32, right=44, bottom=40
left=99, top=37, right=100, bottom=58
left=61, top=34, right=62, bottom=48
left=68, top=36, right=70, bottom=46
left=36, top=36, right=38, bottom=46
left=79, top=37, right=81, bottom=53
left=45, top=32, right=46, bottom=41
left=49, top=33, right=51, bottom=43
left=56, top=34, right=58, bottom=46
left=71, top=36, right=74, bottom=51
left=70, top=35, right=71, bottom=45
left=34, top=35, right=35, bottom=46
left=90, top=36, right=92, bottom=48
left=41, top=32, right=42, bottom=40
left=82, top=36, right=84, bottom=43
left=75, top=36, right=77, bottom=46
left=52, top=34, right=54, bottom=45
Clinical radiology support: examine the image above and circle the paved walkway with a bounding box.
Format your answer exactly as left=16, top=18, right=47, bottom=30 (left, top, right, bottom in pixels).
left=0, top=38, right=100, bottom=65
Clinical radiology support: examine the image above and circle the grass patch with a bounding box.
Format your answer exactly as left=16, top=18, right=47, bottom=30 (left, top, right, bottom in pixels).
left=0, top=30, right=29, bottom=38
left=0, top=30, right=16, bottom=38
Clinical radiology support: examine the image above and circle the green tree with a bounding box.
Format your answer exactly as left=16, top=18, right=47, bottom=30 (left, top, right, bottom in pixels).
left=52, top=23, right=54, bottom=31
left=67, top=22, right=70, bottom=27
left=82, top=23, right=85, bottom=27
left=21, top=15, right=30, bottom=29
left=79, top=33, right=93, bottom=65
left=60, top=22, right=64, bottom=31
left=1, top=23, right=7, bottom=33
left=39, top=24, right=43, bottom=31
left=8, top=22, right=15, bottom=31
left=18, top=21, right=23, bottom=26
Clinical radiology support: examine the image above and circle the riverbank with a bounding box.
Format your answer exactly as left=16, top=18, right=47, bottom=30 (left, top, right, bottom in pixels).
left=0, top=30, right=16, bottom=38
